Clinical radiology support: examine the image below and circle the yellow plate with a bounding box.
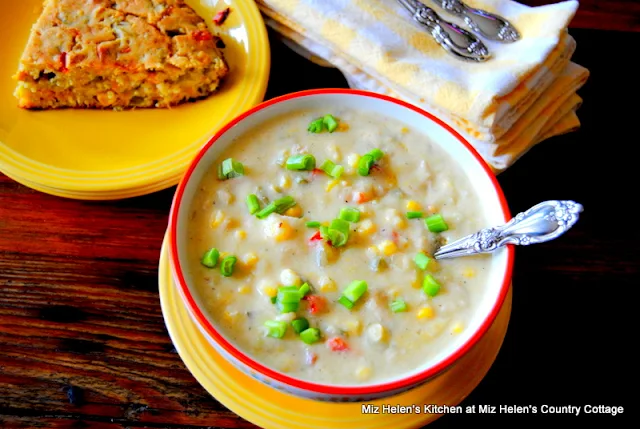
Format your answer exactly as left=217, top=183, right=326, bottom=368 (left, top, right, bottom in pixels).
left=3, top=169, right=177, bottom=200
left=158, top=234, right=513, bottom=429
left=0, top=0, right=270, bottom=194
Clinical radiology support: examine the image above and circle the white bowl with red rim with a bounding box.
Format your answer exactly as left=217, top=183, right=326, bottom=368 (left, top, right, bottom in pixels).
left=168, top=88, right=514, bottom=402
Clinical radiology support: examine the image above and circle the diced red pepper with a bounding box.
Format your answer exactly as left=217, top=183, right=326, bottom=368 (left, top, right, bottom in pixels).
left=59, top=52, right=68, bottom=72
left=120, top=47, right=131, bottom=53
left=392, top=231, right=399, bottom=243
left=327, top=337, right=349, bottom=352
left=305, top=350, right=318, bottom=365
left=213, top=7, right=231, bottom=25
left=308, top=231, right=323, bottom=242
left=303, top=295, right=326, bottom=315
left=370, top=164, right=381, bottom=172
left=193, top=30, right=213, bottom=42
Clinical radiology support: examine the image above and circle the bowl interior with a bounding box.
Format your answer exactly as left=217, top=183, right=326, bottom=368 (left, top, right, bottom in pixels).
left=171, top=90, right=512, bottom=389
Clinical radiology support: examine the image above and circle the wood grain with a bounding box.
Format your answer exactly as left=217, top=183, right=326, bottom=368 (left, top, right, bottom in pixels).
left=0, top=22, right=636, bottom=429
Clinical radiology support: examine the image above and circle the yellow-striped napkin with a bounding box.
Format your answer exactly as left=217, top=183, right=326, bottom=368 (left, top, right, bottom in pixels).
left=255, top=0, right=589, bottom=172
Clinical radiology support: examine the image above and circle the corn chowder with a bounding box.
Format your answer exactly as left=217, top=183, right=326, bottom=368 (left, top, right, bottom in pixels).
left=187, top=109, right=491, bottom=385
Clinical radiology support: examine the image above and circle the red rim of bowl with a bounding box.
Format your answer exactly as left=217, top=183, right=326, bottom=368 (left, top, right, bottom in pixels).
left=169, top=88, right=514, bottom=396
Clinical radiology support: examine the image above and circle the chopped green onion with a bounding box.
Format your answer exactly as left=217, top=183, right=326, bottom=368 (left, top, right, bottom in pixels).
left=246, top=194, right=260, bottom=214
left=277, top=289, right=302, bottom=304
left=414, top=252, right=432, bottom=270
left=425, top=214, right=449, bottom=233
left=357, top=154, right=375, bottom=176
left=305, top=221, right=321, bottom=228
left=273, top=196, right=296, bottom=214
left=270, top=296, right=277, bottom=304
left=219, top=158, right=244, bottom=179
left=390, top=299, right=408, bottom=313
left=406, top=211, right=424, bottom=219
left=201, top=248, right=220, bottom=268
left=327, top=218, right=350, bottom=247
left=342, top=280, right=368, bottom=304
left=286, top=154, right=316, bottom=171
left=220, top=256, right=237, bottom=277
left=291, top=317, right=310, bottom=334
left=277, top=301, right=299, bottom=313
left=299, top=282, right=311, bottom=297
left=256, top=202, right=277, bottom=219
left=308, top=118, right=324, bottom=133
left=338, top=295, right=355, bottom=310
left=278, top=285, right=301, bottom=292
left=423, top=274, right=441, bottom=297
left=327, top=229, right=348, bottom=247
left=323, top=114, right=339, bottom=133
left=338, top=207, right=360, bottom=223
left=300, top=327, right=321, bottom=344
left=368, top=148, right=384, bottom=161
left=319, top=225, right=329, bottom=239
left=329, top=218, right=350, bottom=235
left=264, top=320, right=287, bottom=338
left=320, top=159, right=344, bottom=179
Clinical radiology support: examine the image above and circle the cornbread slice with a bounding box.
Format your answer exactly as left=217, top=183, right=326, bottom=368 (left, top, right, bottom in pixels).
left=14, top=0, right=229, bottom=109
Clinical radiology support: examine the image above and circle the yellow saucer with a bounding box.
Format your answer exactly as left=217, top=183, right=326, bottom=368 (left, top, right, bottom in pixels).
left=158, top=234, right=513, bottom=428
left=0, top=0, right=270, bottom=196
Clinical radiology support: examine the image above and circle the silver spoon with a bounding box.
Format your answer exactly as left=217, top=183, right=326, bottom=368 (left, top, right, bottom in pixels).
left=397, top=0, right=491, bottom=62
left=432, top=0, right=520, bottom=42
left=433, top=200, right=583, bottom=260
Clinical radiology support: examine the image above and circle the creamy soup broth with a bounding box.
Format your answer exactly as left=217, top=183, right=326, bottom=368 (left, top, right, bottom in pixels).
left=186, top=108, right=491, bottom=385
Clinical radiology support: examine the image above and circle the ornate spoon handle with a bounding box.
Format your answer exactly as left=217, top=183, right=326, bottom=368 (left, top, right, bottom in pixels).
left=433, top=200, right=583, bottom=260
left=434, top=0, right=520, bottom=42
left=398, top=0, right=491, bottom=62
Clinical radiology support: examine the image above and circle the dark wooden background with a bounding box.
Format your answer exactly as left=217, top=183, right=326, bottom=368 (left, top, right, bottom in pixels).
left=1, top=2, right=637, bottom=428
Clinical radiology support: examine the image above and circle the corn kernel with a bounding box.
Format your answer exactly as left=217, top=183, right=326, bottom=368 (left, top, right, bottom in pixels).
left=325, top=179, right=340, bottom=192
left=411, top=270, right=421, bottom=288
left=318, top=276, right=337, bottom=292
left=327, top=144, right=342, bottom=162
left=280, top=269, right=302, bottom=286
left=224, top=218, right=239, bottom=230
left=463, top=268, right=476, bottom=278
left=241, top=252, right=258, bottom=268
left=210, top=210, right=225, bottom=228
left=417, top=306, right=435, bottom=320
left=451, top=322, right=464, bottom=334
left=358, top=219, right=376, bottom=234
left=235, top=230, right=247, bottom=240
left=265, top=219, right=295, bottom=242
left=237, top=285, right=251, bottom=294
left=406, top=200, right=421, bottom=211
left=345, top=320, right=362, bottom=336
left=261, top=285, right=278, bottom=298
left=355, top=365, right=372, bottom=381
left=337, top=122, right=350, bottom=132
left=347, top=153, right=360, bottom=168
left=284, top=206, right=303, bottom=218
left=400, top=126, right=409, bottom=134
left=393, top=217, right=407, bottom=229
left=279, top=174, right=292, bottom=189
left=366, top=323, right=387, bottom=343
left=366, top=246, right=380, bottom=258
left=223, top=310, right=239, bottom=323
left=378, top=240, right=398, bottom=256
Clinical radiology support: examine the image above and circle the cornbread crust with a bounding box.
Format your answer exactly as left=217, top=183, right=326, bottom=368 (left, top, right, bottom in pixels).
left=13, top=0, right=229, bottom=109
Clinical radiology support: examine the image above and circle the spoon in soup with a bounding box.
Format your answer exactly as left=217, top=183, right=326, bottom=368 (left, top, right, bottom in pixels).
left=433, top=200, right=583, bottom=260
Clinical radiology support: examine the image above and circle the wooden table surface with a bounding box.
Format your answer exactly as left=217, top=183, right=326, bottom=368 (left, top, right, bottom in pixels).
left=1, top=3, right=637, bottom=428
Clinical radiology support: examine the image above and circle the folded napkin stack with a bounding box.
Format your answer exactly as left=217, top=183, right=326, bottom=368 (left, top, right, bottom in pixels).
left=255, top=0, right=589, bottom=173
